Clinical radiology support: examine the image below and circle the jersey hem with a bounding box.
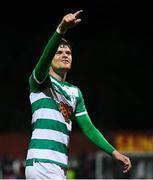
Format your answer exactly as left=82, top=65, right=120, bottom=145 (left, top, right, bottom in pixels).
left=26, top=158, right=68, bottom=169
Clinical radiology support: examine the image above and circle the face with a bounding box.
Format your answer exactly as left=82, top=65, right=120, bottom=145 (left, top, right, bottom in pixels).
left=51, top=44, right=72, bottom=73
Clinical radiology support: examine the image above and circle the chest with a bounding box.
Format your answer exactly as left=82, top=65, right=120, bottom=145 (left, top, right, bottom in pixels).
left=51, top=83, right=77, bottom=112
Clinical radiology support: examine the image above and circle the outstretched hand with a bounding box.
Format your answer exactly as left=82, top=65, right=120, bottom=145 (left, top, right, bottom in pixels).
left=57, top=10, right=83, bottom=33
left=112, top=150, right=132, bottom=173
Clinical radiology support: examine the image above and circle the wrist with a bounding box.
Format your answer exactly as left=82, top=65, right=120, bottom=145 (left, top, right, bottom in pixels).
left=112, top=150, right=121, bottom=158
left=56, top=26, right=66, bottom=34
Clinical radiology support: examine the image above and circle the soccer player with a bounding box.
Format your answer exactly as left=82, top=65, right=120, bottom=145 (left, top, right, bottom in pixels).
left=25, top=10, right=131, bottom=179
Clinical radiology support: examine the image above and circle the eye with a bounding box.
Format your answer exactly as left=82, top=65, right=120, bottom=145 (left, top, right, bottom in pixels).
left=66, top=51, right=72, bottom=55
left=56, top=50, right=62, bottom=55
left=65, top=50, right=72, bottom=55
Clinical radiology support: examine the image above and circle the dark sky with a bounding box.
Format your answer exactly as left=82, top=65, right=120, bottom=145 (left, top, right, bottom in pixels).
left=0, top=0, right=152, bottom=132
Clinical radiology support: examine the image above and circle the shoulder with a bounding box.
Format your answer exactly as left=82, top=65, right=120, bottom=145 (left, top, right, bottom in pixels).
left=29, top=72, right=50, bottom=93
left=64, top=82, right=83, bottom=97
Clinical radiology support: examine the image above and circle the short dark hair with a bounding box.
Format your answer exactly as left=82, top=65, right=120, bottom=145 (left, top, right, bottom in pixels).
left=59, top=38, right=72, bottom=51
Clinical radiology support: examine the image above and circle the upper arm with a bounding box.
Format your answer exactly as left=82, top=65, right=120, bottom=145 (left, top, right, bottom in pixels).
left=76, top=113, right=94, bottom=133
left=33, top=31, right=64, bottom=83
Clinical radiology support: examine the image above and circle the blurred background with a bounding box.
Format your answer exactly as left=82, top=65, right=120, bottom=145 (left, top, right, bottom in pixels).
left=0, top=0, right=153, bottom=179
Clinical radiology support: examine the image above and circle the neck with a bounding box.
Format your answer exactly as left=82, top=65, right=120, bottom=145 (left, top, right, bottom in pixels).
left=49, top=67, right=67, bottom=82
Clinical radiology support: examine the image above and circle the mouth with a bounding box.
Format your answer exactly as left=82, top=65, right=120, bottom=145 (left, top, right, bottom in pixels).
left=61, top=60, right=70, bottom=64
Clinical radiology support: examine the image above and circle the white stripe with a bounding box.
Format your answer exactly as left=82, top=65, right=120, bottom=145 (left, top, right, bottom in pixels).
left=30, top=90, right=76, bottom=111
left=62, top=86, right=79, bottom=97
left=32, top=129, right=69, bottom=145
left=75, top=111, right=87, bottom=117
left=30, top=92, right=50, bottom=104
left=32, top=108, right=64, bottom=124
left=27, top=149, right=67, bottom=165
left=32, top=109, right=72, bottom=131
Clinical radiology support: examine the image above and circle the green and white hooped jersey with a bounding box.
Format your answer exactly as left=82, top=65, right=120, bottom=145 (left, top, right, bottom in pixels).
left=26, top=73, right=87, bottom=168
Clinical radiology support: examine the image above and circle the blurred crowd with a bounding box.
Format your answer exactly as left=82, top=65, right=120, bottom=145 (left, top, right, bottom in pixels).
left=0, top=156, right=25, bottom=179
left=0, top=152, right=153, bottom=179
left=0, top=153, right=95, bottom=179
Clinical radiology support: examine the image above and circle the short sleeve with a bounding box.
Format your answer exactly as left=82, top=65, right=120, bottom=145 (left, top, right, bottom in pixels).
left=75, top=88, right=88, bottom=117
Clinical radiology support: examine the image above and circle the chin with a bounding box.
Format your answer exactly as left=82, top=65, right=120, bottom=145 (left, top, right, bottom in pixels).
left=63, top=67, right=71, bottom=72
left=61, top=65, right=71, bottom=71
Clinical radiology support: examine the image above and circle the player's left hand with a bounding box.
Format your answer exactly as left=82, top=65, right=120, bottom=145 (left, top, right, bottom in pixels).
left=112, top=150, right=132, bottom=173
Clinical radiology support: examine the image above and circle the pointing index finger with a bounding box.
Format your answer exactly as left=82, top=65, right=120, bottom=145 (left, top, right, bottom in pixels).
left=74, top=10, right=83, bottom=18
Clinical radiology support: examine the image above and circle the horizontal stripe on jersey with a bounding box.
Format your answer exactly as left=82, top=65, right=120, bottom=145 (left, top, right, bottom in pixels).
left=31, top=98, right=59, bottom=114
left=30, top=91, right=74, bottom=109
left=32, top=108, right=63, bottom=123
left=26, top=158, right=67, bottom=168
left=32, top=119, right=70, bottom=135
left=32, top=129, right=69, bottom=145
left=27, top=148, right=67, bottom=167
left=29, top=139, right=68, bottom=155
left=32, top=109, right=72, bottom=131
left=30, top=92, right=50, bottom=104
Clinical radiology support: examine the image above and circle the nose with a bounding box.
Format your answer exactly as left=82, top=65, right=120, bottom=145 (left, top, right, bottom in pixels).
left=62, top=52, right=68, bottom=57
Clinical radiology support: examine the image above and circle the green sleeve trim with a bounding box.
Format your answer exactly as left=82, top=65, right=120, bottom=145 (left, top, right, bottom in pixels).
left=76, top=114, right=116, bottom=155
left=34, top=31, right=64, bottom=83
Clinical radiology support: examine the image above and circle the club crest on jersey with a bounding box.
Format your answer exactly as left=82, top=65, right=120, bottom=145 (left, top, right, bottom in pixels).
left=59, top=101, right=73, bottom=124
left=63, top=85, right=77, bottom=104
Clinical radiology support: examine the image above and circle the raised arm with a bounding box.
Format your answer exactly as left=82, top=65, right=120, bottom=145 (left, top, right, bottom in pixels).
left=33, top=10, right=83, bottom=83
